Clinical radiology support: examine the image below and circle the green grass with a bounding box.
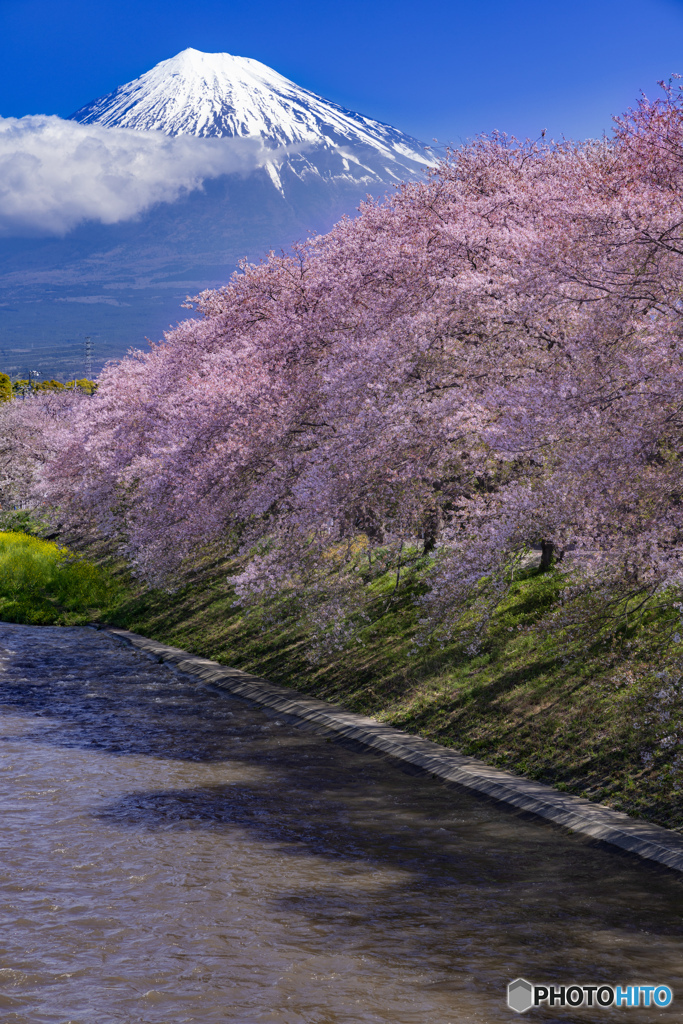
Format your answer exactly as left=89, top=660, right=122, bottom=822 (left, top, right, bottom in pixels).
left=0, top=531, right=121, bottom=624
left=99, top=546, right=683, bottom=833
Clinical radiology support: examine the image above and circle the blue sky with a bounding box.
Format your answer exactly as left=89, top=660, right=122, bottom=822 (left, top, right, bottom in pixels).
left=1, top=0, right=683, bottom=144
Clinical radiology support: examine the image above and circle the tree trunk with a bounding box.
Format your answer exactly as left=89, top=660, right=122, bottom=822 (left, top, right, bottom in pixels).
left=354, top=510, right=384, bottom=545
left=540, top=540, right=554, bottom=571
left=422, top=505, right=443, bottom=553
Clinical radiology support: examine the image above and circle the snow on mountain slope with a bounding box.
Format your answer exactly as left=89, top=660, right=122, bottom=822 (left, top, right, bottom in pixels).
left=70, top=48, right=435, bottom=190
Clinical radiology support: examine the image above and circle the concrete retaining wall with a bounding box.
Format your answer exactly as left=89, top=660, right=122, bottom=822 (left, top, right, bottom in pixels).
left=101, top=625, right=683, bottom=874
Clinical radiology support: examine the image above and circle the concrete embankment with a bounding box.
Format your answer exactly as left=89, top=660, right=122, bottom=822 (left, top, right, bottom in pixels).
left=101, top=625, right=683, bottom=874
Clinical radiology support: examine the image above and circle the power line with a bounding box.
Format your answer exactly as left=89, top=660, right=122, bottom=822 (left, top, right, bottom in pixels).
left=84, top=335, right=93, bottom=379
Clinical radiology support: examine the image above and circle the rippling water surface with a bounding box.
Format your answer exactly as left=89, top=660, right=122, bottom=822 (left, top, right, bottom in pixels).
left=0, top=622, right=682, bottom=1023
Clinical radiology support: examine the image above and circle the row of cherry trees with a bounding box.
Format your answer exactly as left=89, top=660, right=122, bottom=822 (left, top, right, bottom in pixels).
left=8, top=82, right=683, bottom=643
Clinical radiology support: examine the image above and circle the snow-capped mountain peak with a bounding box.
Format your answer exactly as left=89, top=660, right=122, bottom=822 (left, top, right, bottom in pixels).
left=70, top=48, right=435, bottom=179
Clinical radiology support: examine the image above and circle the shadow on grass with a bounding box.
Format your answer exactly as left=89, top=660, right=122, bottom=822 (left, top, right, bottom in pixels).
left=100, top=549, right=683, bottom=828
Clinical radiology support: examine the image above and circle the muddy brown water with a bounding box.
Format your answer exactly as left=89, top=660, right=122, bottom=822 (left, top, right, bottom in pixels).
left=0, top=623, right=682, bottom=1023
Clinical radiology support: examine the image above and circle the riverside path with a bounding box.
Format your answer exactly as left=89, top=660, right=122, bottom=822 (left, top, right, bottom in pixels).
left=0, top=621, right=682, bottom=1023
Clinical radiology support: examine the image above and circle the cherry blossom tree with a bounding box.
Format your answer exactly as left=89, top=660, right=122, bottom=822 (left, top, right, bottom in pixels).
left=32, top=80, right=683, bottom=646
left=0, top=389, right=81, bottom=521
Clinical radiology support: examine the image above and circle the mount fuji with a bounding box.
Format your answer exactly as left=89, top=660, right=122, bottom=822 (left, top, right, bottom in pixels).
left=0, top=50, right=436, bottom=378
left=70, top=48, right=434, bottom=193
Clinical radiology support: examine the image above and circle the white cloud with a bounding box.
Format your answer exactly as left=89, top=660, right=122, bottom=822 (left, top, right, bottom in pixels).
left=0, top=115, right=276, bottom=236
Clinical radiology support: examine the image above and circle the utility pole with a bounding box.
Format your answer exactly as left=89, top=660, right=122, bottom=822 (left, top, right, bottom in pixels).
left=22, top=369, right=40, bottom=399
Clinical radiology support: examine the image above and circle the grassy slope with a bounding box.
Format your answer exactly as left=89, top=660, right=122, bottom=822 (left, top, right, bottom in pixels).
left=0, top=531, right=121, bottom=625
left=100, top=549, right=683, bottom=833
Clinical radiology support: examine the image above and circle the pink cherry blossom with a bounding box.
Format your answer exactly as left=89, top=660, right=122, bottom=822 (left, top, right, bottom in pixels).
left=13, top=80, right=683, bottom=643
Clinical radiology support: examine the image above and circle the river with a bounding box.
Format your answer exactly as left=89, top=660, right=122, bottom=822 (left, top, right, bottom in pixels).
left=0, top=622, right=681, bottom=1023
